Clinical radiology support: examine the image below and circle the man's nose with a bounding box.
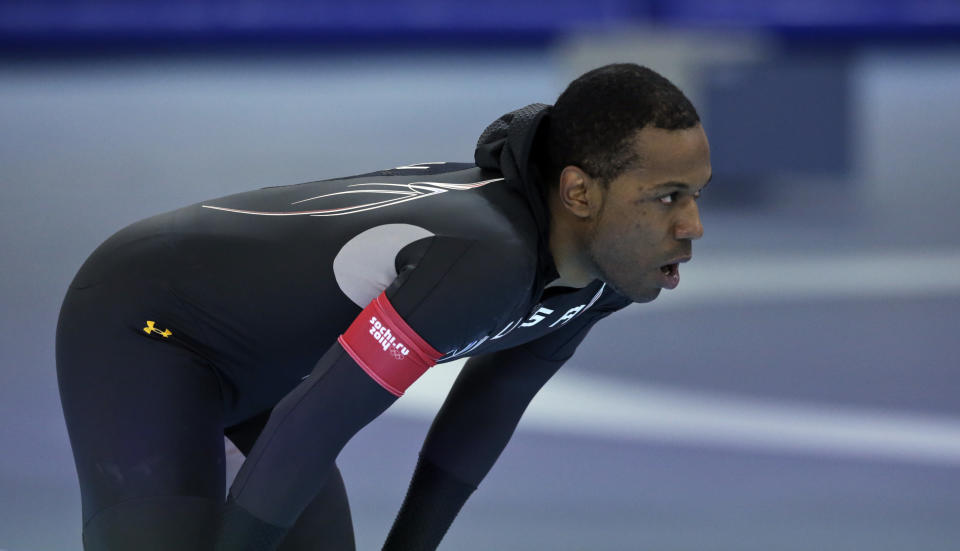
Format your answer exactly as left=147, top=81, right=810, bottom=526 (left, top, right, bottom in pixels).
left=675, top=200, right=704, bottom=240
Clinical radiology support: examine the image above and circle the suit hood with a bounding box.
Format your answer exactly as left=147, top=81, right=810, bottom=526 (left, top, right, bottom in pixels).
left=474, top=103, right=558, bottom=283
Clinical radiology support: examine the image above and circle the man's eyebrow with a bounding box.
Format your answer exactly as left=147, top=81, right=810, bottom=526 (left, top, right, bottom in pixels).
left=649, top=181, right=693, bottom=192
left=650, top=174, right=712, bottom=192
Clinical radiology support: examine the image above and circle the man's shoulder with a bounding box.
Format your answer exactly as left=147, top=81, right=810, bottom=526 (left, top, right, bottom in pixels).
left=406, top=235, right=537, bottom=300
left=328, top=162, right=536, bottom=255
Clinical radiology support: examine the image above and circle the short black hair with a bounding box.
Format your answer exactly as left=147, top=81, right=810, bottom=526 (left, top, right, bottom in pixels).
left=542, top=63, right=700, bottom=187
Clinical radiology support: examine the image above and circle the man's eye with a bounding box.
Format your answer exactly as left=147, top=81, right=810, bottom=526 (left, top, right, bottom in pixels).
left=659, top=192, right=678, bottom=205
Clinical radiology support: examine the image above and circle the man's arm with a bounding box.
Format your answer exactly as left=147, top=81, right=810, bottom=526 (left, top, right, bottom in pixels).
left=216, top=338, right=404, bottom=550
left=383, top=310, right=608, bottom=551
left=214, top=238, right=532, bottom=550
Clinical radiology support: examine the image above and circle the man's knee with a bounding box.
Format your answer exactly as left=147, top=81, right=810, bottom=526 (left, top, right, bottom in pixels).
left=82, top=495, right=221, bottom=551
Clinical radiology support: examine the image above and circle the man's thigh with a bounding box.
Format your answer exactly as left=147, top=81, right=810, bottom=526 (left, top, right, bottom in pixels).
left=57, top=287, right=227, bottom=549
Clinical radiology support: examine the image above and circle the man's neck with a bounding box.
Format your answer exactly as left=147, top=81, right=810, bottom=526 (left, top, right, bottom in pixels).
left=546, top=215, right=595, bottom=289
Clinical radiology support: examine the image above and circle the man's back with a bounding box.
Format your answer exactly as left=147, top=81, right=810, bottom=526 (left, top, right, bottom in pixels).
left=69, top=156, right=627, bottom=419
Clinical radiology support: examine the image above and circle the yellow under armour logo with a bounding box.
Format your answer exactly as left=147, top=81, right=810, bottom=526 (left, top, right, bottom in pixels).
left=143, top=320, right=173, bottom=338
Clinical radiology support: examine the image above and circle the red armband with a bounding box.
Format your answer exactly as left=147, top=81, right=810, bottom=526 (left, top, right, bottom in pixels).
left=338, top=292, right=442, bottom=396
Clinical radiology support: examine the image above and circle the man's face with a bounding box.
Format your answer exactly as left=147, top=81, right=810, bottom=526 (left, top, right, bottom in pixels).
left=585, top=124, right=711, bottom=303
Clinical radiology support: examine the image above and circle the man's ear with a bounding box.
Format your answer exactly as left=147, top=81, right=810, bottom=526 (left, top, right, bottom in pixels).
left=557, top=166, right=600, bottom=219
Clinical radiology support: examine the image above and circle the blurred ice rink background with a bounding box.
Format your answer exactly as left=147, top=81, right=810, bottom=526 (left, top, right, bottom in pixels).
left=1, top=1, right=959, bottom=549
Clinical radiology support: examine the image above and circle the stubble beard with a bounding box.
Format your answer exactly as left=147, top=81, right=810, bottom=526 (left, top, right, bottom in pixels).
left=586, top=222, right=661, bottom=304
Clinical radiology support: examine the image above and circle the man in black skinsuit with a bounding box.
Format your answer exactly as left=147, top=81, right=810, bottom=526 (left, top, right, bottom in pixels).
left=55, top=63, right=711, bottom=550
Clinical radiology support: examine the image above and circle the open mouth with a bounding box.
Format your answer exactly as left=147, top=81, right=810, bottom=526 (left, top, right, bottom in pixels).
left=658, top=262, right=680, bottom=289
